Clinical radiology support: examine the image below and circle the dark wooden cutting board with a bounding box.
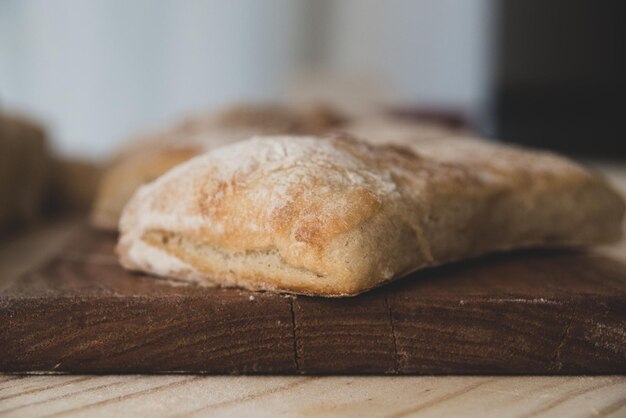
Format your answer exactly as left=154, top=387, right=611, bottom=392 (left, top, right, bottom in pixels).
left=1, top=226, right=625, bottom=374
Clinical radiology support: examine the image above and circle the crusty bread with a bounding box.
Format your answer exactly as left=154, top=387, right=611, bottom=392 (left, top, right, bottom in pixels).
left=117, top=134, right=624, bottom=296
left=91, top=104, right=346, bottom=230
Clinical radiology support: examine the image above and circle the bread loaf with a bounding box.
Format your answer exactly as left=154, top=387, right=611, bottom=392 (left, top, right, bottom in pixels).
left=117, top=134, right=624, bottom=296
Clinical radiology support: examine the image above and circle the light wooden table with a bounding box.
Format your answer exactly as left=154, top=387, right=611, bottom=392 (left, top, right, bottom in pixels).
left=1, top=164, right=625, bottom=418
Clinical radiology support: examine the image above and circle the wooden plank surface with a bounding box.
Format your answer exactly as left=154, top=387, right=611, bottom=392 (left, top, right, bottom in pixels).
left=0, top=164, right=625, bottom=416
left=1, top=224, right=625, bottom=374
left=0, top=374, right=625, bottom=418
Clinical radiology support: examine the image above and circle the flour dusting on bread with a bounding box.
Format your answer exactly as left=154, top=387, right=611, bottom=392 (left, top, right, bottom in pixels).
left=118, top=134, right=624, bottom=296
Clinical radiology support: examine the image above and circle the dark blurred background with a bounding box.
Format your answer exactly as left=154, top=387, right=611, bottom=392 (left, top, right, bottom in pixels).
left=1, top=0, right=624, bottom=159
left=495, top=0, right=625, bottom=157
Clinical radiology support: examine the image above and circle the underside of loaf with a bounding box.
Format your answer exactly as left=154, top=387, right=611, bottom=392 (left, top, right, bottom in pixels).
left=119, top=208, right=426, bottom=297
left=142, top=229, right=354, bottom=296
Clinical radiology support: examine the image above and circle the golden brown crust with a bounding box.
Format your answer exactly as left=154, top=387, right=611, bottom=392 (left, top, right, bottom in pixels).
left=91, top=104, right=347, bottom=229
left=91, top=147, right=200, bottom=229
left=117, top=134, right=625, bottom=296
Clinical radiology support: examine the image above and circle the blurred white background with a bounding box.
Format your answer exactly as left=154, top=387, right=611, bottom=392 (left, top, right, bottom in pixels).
left=0, top=0, right=494, bottom=159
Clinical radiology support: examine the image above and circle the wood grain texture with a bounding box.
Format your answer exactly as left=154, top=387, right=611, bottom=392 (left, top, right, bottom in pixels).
left=0, top=375, right=625, bottom=418
left=3, top=163, right=625, bottom=416
left=1, top=226, right=625, bottom=374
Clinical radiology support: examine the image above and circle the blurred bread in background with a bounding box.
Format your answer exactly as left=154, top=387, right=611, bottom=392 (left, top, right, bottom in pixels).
left=109, top=103, right=346, bottom=164
left=0, top=113, right=50, bottom=234
left=0, top=111, right=102, bottom=236
left=343, top=116, right=469, bottom=148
